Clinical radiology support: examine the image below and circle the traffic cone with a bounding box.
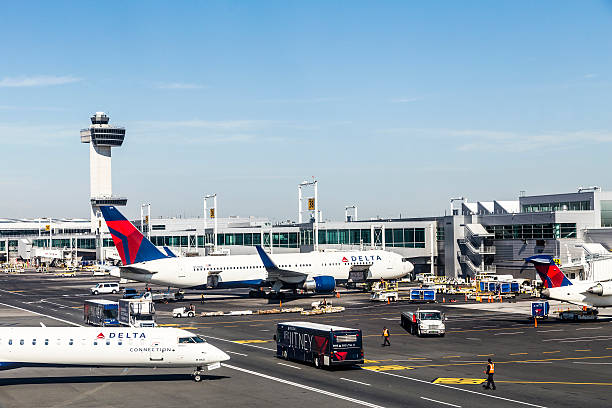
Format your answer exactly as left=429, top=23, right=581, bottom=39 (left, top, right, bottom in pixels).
left=499, top=295, right=503, bottom=303
left=464, top=294, right=467, bottom=302
left=279, top=300, right=282, bottom=308
left=387, top=298, right=390, bottom=305
left=336, top=291, right=340, bottom=298
left=534, top=317, right=538, bottom=328
left=443, top=297, right=446, bottom=303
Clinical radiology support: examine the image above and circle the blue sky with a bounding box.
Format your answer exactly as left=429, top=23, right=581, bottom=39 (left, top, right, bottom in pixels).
left=1, top=1, right=611, bottom=221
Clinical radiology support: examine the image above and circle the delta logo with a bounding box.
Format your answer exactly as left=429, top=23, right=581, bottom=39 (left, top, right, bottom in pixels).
left=342, top=257, right=349, bottom=263
left=97, top=333, right=105, bottom=339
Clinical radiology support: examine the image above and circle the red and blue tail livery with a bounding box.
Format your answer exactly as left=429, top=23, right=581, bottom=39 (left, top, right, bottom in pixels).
left=100, top=206, right=167, bottom=265
left=525, top=255, right=572, bottom=288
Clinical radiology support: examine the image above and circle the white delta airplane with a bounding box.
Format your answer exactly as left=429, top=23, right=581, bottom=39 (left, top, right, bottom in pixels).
left=0, top=326, right=229, bottom=382
left=526, top=255, right=612, bottom=308
left=100, top=206, right=414, bottom=294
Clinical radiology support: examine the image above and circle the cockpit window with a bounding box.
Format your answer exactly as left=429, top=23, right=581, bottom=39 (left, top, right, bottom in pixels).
left=402, top=258, right=409, bottom=262
left=179, top=336, right=206, bottom=344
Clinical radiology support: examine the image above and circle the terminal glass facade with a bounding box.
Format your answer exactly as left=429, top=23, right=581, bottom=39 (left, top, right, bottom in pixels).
left=601, top=201, right=612, bottom=227
left=522, top=201, right=590, bottom=213
left=485, top=223, right=577, bottom=240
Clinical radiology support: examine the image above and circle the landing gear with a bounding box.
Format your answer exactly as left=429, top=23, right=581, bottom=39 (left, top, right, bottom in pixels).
left=192, top=366, right=203, bottom=382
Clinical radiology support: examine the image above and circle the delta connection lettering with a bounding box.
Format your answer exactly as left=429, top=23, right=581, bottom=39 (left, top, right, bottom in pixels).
left=343, top=255, right=382, bottom=263
left=98, top=332, right=147, bottom=339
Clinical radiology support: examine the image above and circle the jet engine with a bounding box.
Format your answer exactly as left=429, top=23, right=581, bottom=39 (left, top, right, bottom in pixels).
left=587, top=282, right=612, bottom=296
left=303, top=276, right=336, bottom=293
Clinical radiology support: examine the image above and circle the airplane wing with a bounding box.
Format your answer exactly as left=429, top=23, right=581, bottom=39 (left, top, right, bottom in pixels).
left=120, top=265, right=157, bottom=275
left=255, top=246, right=306, bottom=282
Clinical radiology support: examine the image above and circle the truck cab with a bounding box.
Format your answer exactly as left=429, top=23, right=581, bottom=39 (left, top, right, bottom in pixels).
left=401, top=309, right=446, bottom=337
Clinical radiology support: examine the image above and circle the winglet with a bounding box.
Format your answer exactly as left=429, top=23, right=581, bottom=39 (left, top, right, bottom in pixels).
left=255, top=246, right=277, bottom=270
left=40, top=322, right=46, bottom=328
left=525, top=255, right=572, bottom=288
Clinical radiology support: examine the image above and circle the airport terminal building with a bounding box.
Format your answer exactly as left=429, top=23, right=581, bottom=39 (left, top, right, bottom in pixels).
left=3, top=187, right=612, bottom=282
left=2, top=113, right=612, bottom=281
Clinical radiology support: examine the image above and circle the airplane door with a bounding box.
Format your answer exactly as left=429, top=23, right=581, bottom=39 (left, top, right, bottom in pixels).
left=150, top=339, right=163, bottom=361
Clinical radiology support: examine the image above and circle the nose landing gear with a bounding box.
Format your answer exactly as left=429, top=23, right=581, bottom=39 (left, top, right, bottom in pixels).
left=192, top=366, right=203, bottom=382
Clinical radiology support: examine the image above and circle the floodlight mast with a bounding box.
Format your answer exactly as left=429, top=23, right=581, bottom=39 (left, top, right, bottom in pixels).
left=298, top=179, right=319, bottom=251
left=204, top=194, right=218, bottom=251
left=140, top=203, right=151, bottom=240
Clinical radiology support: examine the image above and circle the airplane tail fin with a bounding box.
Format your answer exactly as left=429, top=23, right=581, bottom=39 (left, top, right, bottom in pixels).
left=255, top=245, right=277, bottom=270
left=525, top=255, right=572, bottom=288
left=100, top=206, right=167, bottom=265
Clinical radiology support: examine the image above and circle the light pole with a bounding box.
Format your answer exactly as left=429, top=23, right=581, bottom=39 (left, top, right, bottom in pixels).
left=298, top=179, right=318, bottom=251
left=204, top=194, right=218, bottom=251
left=140, top=203, right=151, bottom=239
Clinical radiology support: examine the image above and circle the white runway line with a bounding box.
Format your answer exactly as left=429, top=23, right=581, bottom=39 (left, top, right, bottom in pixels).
left=536, top=329, right=563, bottom=333
left=365, top=370, right=548, bottom=408
left=0, top=302, right=82, bottom=326
left=204, top=334, right=276, bottom=352
left=225, top=351, right=248, bottom=357
left=340, top=378, right=371, bottom=386
left=494, top=331, right=524, bottom=335
left=222, top=363, right=385, bottom=408
left=573, top=362, right=612, bottom=365
left=575, top=327, right=602, bottom=330
left=420, top=396, right=461, bottom=407
left=277, top=362, right=301, bottom=370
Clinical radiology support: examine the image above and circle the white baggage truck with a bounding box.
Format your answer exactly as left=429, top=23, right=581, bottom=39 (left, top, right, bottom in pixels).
left=401, top=309, right=446, bottom=337
left=118, top=298, right=157, bottom=327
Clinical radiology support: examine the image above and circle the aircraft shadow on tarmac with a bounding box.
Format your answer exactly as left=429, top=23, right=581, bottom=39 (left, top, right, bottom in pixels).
left=0, top=373, right=230, bottom=386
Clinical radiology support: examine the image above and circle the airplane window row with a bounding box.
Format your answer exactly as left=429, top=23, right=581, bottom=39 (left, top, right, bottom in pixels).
left=4, top=339, right=127, bottom=346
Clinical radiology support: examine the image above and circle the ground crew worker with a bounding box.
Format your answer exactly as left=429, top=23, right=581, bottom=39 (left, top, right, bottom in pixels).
left=382, top=326, right=390, bottom=346
left=483, top=358, right=496, bottom=390
left=201, top=293, right=205, bottom=304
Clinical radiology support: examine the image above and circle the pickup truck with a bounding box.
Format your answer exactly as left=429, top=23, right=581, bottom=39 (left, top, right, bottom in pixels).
left=401, top=309, right=446, bottom=337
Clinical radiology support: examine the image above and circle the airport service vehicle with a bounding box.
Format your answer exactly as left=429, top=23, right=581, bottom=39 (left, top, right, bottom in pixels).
left=122, top=288, right=141, bottom=299
left=401, top=309, right=446, bottom=337
left=90, top=282, right=120, bottom=295
left=141, top=290, right=184, bottom=302
left=407, top=288, right=436, bottom=303
left=0, top=327, right=229, bottom=382
left=84, top=300, right=120, bottom=327
left=100, top=205, right=413, bottom=295
left=275, top=322, right=364, bottom=368
left=118, top=299, right=156, bottom=327
left=531, top=301, right=550, bottom=319
left=526, top=255, right=612, bottom=308
left=173, top=306, right=196, bottom=318
left=370, top=280, right=399, bottom=302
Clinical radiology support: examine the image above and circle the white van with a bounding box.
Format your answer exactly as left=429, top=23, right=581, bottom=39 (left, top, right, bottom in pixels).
left=90, top=282, right=120, bottom=295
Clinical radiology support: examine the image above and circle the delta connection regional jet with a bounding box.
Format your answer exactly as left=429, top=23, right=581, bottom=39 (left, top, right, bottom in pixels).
left=0, top=326, right=229, bottom=382
left=527, top=255, right=612, bottom=308
left=100, top=206, right=413, bottom=294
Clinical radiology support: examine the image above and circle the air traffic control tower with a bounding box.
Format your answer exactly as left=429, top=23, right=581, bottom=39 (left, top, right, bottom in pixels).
left=80, top=112, right=128, bottom=235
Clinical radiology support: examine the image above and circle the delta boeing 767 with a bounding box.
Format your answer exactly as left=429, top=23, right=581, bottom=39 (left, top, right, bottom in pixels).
left=100, top=206, right=413, bottom=295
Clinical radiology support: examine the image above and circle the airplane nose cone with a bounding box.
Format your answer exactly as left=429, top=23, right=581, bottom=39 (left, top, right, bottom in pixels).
left=219, top=350, right=230, bottom=362
left=541, top=288, right=550, bottom=298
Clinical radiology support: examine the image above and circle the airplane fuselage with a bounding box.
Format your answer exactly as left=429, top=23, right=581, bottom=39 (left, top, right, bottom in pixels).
left=115, top=250, right=413, bottom=289
left=543, top=282, right=612, bottom=308
left=0, top=327, right=229, bottom=371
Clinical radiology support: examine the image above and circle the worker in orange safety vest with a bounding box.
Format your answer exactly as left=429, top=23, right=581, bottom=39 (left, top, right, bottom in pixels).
left=482, top=358, right=496, bottom=390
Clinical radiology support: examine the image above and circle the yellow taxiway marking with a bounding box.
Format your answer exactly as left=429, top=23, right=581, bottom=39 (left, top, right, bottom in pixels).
left=178, top=327, right=199, bottom=330
left=234, top=340, right=271, bottom=344
left=224, top=325, right=238, bottom=327
left=496, top=381, right=612, bottom=386
left=433, top=378, right=486, bottom=385
left=442, top=356, right=462, bottom=358
left=362, top=365, right=414, bottom=372
left=575, top=349, right=591, bottom=352
left=158, top=324, right=179, bottom=327
left=509, top=352, right=528, bottom=356
left=477, top=354, right=494, bottom=357
left=542, top=351, right=560, bottom=354
left=434, top=378, right=612, bottom=387
left=364, top=359, right=380, bottom=363
left=7, top=290, right=25, bottom=293
left=403, top=355, right=612, bottom=369
left=70, top=306, right=82, bottom=309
